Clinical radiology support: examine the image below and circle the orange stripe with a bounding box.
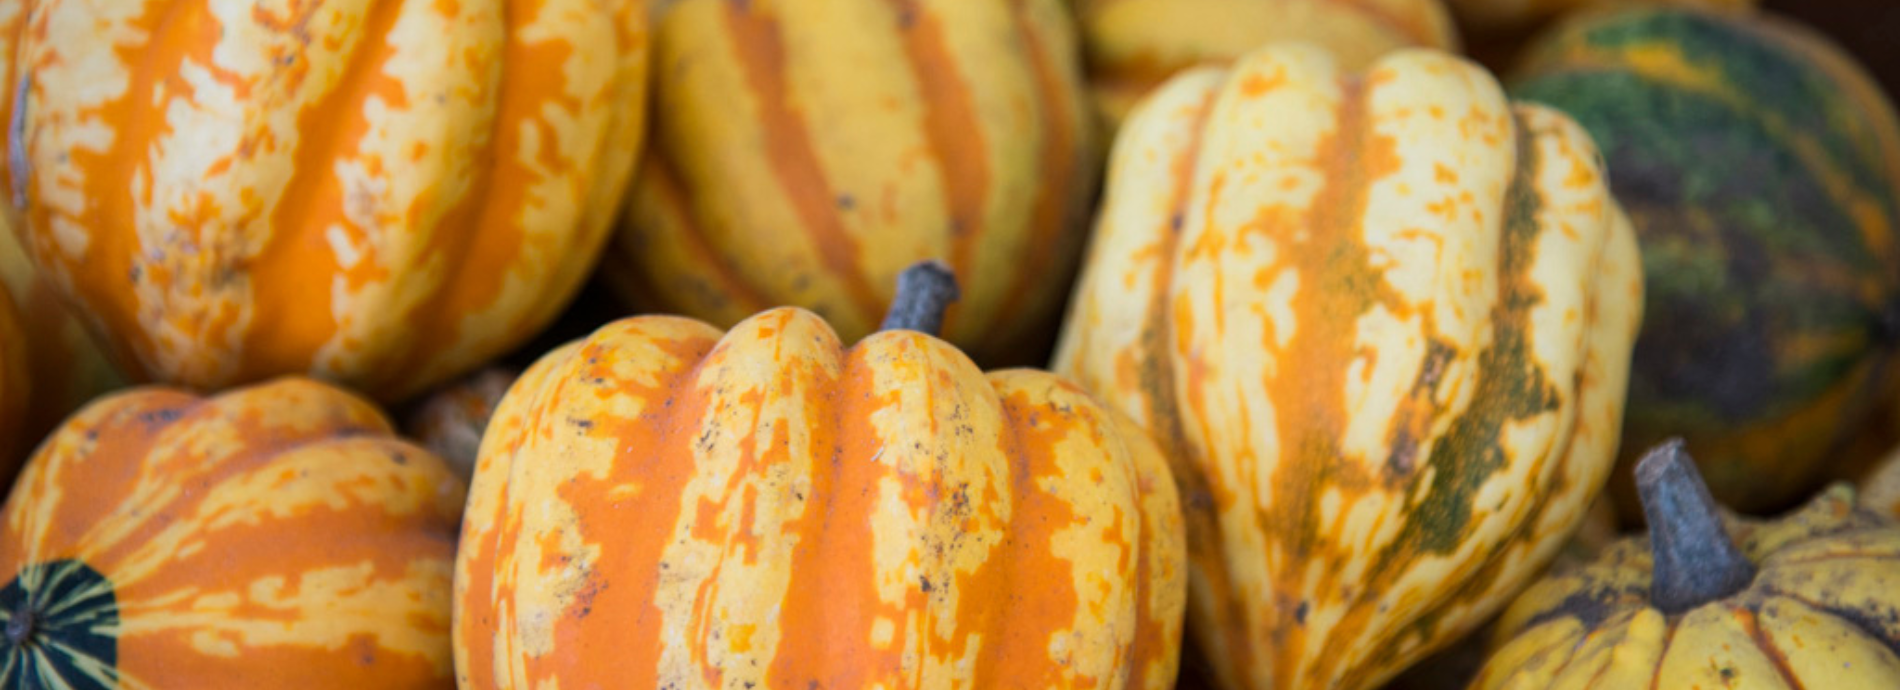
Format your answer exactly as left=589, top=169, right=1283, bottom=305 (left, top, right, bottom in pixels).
left=248, top=0, right=408, bottom=382
left=723, top=2, right=883, bottom=325
left=888, top=0, right=989, bottom=324
left=993, top=2, right=1085, bottom=343
left=768, top=344, right=907, bottom=688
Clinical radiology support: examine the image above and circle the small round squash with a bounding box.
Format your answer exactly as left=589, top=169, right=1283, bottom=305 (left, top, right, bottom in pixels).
left=1473, top=440, right=1900, bottom=688
left=0, top=378, right=467, bottom=687
left=454, top=263, right=1187, bottom=688
left=0, top=0, right=652, bottom=402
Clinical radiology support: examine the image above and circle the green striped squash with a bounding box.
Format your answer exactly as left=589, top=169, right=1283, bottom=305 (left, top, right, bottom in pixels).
left=1509, top=6, right=1900, bottom=516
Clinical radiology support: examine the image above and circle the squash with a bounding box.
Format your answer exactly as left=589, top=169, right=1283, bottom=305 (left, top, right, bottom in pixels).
left=1051, top=44, right=1644, bottom=689
left=1074, top=0, right=1458, bottom=135
left=608, top=0, right=1096, bottom=366
left=1859, top=444, right=1900, bottom=519
left=0, top=0, right=652, bottom=402
left=454, top=262, right=1186, bottom=688
left=1447, top=0, right=1753, bottom=36
left=1472, top=440, right=1900, bottom=688
left=0, top=218, right=123, bottom=476
left=0, top=377, right=466, bottom=688
left=405, top=368, right=517, bottom=483
left=1509, top=6, right=1900, bottom=516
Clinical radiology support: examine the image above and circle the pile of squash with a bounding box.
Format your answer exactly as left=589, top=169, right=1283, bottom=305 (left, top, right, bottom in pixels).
left=0, top=0, right=1894, bottom=688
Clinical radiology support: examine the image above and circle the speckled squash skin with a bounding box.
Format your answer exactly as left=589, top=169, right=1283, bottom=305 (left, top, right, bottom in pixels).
left=0, top=0, right=651, bottom=402
left=453, top=308, right=1186, bottom=689
left=0, top=378, right=467, bottom=688
left=1509, top=6, right=1900, bottom=516
left=1074, top=0, right=1458, bottom=134
left=1473, top=483, right=1900, bottom=688
left=0, top=218, right=123, bottom=471
left=609, top=0, right=1096, bottom=366
left=1052, top=45, right=1644, bottom=689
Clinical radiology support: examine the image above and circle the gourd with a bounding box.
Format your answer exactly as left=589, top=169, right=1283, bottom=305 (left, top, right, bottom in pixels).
left=454, top=263, right=1186, bottom=688
left=1072, top=0, right=1458, bottom=134
left=1509, top=5, right=1900, bottom=515
left=0, top=0, right=651, bottom=402
left=1860, top=444, right=1900, bottom=519
left=0, top=218, right=123, bottom=477
left=0, top=378, right=466, bottom=688
left=609, top=0, right=1096, bottom=366
left=1052, top=44, right=1644, bottom=689
left=1472, top=440, right=1900, bottom=688
left=405, top=368, right=517, bottom=483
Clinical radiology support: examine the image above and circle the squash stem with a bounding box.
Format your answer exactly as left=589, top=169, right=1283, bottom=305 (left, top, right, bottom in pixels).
left=1636, top=439, right=1757, bottom=614
left=880, top=261, right=961, bottom=337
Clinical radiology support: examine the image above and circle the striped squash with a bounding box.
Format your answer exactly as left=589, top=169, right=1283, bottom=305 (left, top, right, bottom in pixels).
left=1473, top=442, right=1900, bottom=688
left=454, top=264, right=1186, bottom=688
left=0, top=378, right=466, bottom=688
left=1052, top=44, right=1644, bottom=689
left=608, top=0, right=1096, bottom=366
left=405, top=367, right=517, bottom=483
left=1074, top=0, right=1458, bottom=134
left=1509, top=6, right=1900, bottom=515
left=1447, top=0, right=1753, bottom=35
left=0, top=0, right=651, bottom=402
left=0, top=218, right=123, bottom=474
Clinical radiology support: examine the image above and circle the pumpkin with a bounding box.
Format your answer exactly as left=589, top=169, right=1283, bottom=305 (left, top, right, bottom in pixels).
left=1447, top=0, right=1753, bottom=36
left=1509, top=6, right=1900, bottom=516
left=1073, top=0, right=1458, bottom=135
left=1051, top=44, right=1645, bottom=689
left=0, top=218, right=123, bottom=474
left=0, top=377, right=466, bottom=688
left=0, top=0, right=652, bottom=402
left=607, top=0, right=1096, bottom=366
left=405, top=368, right=517, bottom=483
left=1472, top=440, right=1900, bottom=688
left=454, top=262, right=1186, bottom=688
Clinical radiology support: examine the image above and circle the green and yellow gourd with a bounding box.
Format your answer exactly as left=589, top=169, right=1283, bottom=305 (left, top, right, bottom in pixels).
left=1473, top=440, right=1900, bottom=688
left=1508, top=6, right=1900, bottom=516
left=1052, top=43, right=1644, bottom=689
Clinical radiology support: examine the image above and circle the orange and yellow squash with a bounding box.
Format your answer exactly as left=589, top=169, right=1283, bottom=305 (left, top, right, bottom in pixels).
left=455, top=263, right=1186, bottom=688
left=1473, top=441, right=1900, bottom=688
left=0, top=378, right=466, bottom=687
left=1053, top=44, right=1644, bottom=688
left=609, top=0, right=1096, bottom=366
left=0, top=0, right=652, bottom=402
left=1073, top=0, right=1459, bottom=133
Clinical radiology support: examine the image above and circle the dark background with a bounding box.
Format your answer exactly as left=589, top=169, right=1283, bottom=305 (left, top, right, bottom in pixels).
left=1765, top=0, right=1900, bottom=97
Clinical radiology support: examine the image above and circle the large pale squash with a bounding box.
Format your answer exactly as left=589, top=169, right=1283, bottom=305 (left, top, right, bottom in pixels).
left=1509, top=6, right=1900, bottom=516
left=0, top=0, right=652, bottom=402
left=1473, top=441, right=1900, bottom=688
left=1074, top=0, right=1458, bottom=134
left=1053, top=45, right=1644, bottom=689
left=609, top=0, right=1096, bottom=366
left=454, top=264, right=1186, bottom=688
left=0, top=378, right=466, bottom=687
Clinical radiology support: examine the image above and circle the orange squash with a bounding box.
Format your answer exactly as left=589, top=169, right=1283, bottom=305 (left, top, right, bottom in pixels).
left=1052, top=45, right=1644, bottom=688
left=609, top=0, right=1096, bottom=366
left=0, top=377, right=466, bottom=687
left=0, top=218, right=123, bottom=475
left=0, top=0, right=651, bottom=402
left=454, top=263, right=1186, bottom=688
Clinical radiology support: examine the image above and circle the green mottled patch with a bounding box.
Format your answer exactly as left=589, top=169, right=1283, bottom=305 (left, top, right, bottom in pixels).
left=1509, top=8, right=1900, bottom=432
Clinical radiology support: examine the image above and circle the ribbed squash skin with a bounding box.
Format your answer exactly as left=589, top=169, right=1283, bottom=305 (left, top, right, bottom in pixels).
left=1473, top=485, right=1900, bottom=688
left=453, top=308, right=1185, bottom=688
left=0, top=218, right=122, bottom=471
left=1052, top=45, right=1644, bottom=689
left=1075, top=0, right=1458, bottom=133
left=0, top=378, right=466, bottom=688
left=1448, top=0, right=1752, bottom=34
left=0, top=0, right=651, bottom=402
left=609, top=0, right=1095, bottom=365
left=1510, top=7, right=1900, bottom=515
